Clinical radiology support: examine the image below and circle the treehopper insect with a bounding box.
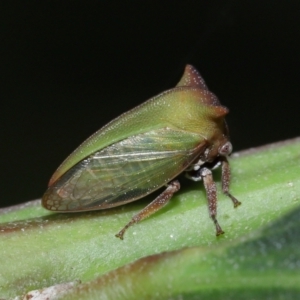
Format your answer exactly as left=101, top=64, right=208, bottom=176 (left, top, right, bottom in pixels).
left=42, top=65, right=241, bottom=239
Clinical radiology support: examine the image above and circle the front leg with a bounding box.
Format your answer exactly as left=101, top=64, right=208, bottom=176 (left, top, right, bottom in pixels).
left=221, top=157, right=241, bottom=207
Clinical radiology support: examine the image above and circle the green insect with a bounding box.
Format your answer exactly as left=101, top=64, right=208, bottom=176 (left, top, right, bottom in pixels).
left=42, top=65, right=241, bottom=239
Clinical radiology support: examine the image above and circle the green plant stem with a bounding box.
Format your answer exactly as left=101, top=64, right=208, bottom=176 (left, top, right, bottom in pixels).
left=0, top=137, right=300, bottom=299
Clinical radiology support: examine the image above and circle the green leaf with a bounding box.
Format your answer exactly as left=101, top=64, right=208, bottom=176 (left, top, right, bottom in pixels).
left=0, top=137, right=300, bottom=299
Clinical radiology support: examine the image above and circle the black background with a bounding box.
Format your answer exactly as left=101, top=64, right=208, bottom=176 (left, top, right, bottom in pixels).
left=1, top=1, right=300, bottom=207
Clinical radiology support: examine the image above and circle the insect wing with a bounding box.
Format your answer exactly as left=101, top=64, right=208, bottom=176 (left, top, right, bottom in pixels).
left=42, top=128, right=207, bottom=211
left=49, top=66, right=225, bottom=186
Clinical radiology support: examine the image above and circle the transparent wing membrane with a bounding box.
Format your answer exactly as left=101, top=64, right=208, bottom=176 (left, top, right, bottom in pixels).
left=43, top=128, right=206, bottom=211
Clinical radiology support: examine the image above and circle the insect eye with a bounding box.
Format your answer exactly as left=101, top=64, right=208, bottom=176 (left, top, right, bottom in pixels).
left=219, top=142, right=232, bottom=156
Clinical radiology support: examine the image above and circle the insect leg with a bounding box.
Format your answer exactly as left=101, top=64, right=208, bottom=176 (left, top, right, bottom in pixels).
left=115, top=180, right=180, bottom=240
left=221, top=157, right=241, bottom=207
left=200, top=167, right=224, bottom=236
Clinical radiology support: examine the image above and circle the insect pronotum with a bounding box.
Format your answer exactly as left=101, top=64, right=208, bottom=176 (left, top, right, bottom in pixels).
left=42, top=65, right=241, bottom=239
